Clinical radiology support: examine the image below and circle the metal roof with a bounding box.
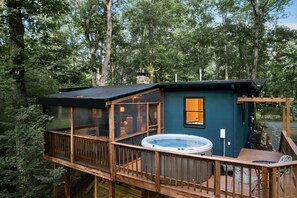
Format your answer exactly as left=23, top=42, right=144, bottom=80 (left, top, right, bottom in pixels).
left=36, top=80, right=265, bottom=108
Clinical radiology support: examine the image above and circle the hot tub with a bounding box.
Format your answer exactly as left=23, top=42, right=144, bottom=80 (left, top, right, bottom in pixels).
left=141, top=134, right=213, bottom=183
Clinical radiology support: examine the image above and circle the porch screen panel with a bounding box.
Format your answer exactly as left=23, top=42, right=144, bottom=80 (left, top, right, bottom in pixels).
left=185, top=98, right=204, bottom=127
left=73, top=108, right=109, bottom=137
left=114, top=104, right=147, bottom=138
left=45, top=106, right=71, bottom=131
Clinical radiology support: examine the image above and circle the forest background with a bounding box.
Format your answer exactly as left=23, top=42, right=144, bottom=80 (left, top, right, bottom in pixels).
left=0, top=0, right=296, bottom=197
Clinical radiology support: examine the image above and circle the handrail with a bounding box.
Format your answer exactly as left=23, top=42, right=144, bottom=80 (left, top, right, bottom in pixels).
left=114, top=130, right=148, bottom=142
left=45, top=130, right=109, bottom=142
left=74, top=134, right=109, bottom=142
left=45, top=130, right=70, bottom=136
left=280, top=130, right=297, bottom=160
left=267, top=161, right=297, bottom=168
left=112, top=141, right=283, bottom=167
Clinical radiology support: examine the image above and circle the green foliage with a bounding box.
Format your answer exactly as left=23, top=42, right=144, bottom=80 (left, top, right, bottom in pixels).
left=0, top=0, right=296, bottom=195
left=0, top=105, right=64, bottom=197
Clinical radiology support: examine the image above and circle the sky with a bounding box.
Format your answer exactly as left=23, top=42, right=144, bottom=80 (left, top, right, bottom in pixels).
left=278, top=1, right=297, bottom=29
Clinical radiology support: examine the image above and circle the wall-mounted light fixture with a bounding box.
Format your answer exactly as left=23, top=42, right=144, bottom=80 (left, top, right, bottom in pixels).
left=120, top=106, right=125, bottom=113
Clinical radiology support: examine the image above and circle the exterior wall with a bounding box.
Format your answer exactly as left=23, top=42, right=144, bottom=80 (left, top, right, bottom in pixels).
left=163, top=89, right=238, bottom=157
left=234, top=101, right=250, bottom=157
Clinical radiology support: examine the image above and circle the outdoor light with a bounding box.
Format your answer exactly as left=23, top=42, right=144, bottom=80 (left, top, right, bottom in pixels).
left=120, top=106, right=125, bottom=112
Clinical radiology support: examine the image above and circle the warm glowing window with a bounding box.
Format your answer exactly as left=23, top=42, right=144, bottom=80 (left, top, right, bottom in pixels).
left=185, top=98, right=204, bottom=127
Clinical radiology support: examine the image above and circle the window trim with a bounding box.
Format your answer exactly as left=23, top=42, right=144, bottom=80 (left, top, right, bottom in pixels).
left=184, top=97, right=205, bottom=128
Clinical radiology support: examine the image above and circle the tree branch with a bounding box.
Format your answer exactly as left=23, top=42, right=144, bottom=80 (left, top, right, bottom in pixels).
left=261, top=0, right=270, bottom=14
left=249, top=0, right=258, bottom=17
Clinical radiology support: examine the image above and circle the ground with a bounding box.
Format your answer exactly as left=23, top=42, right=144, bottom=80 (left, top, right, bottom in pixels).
left=262, top=121, right=297, bottom=150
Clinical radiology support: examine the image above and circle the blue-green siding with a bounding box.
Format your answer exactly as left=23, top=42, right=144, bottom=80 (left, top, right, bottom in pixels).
left=234, top=100, right=250, bottom=157
left=163, top=89, right=250, bottom=157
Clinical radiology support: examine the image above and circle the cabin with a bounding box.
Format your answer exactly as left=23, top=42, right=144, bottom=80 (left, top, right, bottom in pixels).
left=37, top=80, right=297, bottom=198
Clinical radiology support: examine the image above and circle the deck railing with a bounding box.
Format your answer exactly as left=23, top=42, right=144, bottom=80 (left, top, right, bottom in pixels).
left=279, top=130, right=297, bottom=160
left=112, top=141, right=297, bottom=198
left=44, top=131, right=70, bottom=160
left=44, top=131, right=110, bottom=172
left=44, top=129, right=297, bottom=197
left=74, top=135, right=110, bottom=172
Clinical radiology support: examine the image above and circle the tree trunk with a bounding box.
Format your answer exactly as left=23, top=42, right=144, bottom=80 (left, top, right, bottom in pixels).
left=222, top=14, right=228, bottom=80
left=238, top=42, right=249, bottom=79
left=250, top=0, right=269, bottom=80
left=7, top=0, right=28, bottom=107
left=100, top=0, right=112, bottom=86
left=90, top=47, right=99, bottom=86
left=251, top=2, right=260, bottom=80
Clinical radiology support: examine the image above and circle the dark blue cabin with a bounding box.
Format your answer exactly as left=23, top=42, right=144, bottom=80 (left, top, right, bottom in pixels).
left=160, top=80, right=265, bottom=157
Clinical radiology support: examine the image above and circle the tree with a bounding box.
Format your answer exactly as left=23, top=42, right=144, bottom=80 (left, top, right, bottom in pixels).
left=6, top=0, right=28, bottom=107
left=101, top=0, right=112, bottom=86
left=1, top=0, right=71, bottom=196
left=248, top=0, right=291, bottom=79
left=122, top=0, right=188, bottom=83
left=72, top=0, right=106, bottom=86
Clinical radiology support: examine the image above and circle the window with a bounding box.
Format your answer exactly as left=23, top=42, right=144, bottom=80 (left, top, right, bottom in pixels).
left=185, top=98, right=204, bottom=127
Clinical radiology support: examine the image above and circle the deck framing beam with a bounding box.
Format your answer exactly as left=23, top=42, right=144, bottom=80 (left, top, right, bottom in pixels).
left=237, top=97, right=293, bottom=103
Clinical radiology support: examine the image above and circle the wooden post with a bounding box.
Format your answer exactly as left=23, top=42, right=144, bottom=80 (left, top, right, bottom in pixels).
left=157, top=103, right=161, bottom=134
left=108, top=180, right=115, bottom=198
left=286, top=98, right=291, bottom=137
left=155, top=151, right=160, bottom=193
left=269, top=168, right=276, bottom=198
left=282, top=105, right=286, bottom=132
left=141, top=189, right=147, bottom=197
left=109, top=103, right=116, bottom=179
left=161, top=89, right=164, bottom=130
left=261, top=167, right=268, bottom=198
left=147, top=103, right=149, bottom=136
left=214, top=160, right=221, bottom=197
left=70, top=107, right=74, bottom=162
left=64, top=167, right=70, bottom=198
left=94, top=176, right=97, bottom=198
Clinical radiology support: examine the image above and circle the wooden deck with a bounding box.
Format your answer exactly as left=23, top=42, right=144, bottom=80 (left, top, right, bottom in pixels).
left=237, top=148, right=283, bottom=162
left=45, top=129, right=297, bottom=198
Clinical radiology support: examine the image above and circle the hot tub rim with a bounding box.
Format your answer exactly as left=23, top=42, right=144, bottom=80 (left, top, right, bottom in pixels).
left=141, top=134, right=213, bottom=154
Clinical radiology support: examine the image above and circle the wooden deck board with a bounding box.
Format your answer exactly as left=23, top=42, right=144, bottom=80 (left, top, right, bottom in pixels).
left=237, top=148, right=283, bottom=163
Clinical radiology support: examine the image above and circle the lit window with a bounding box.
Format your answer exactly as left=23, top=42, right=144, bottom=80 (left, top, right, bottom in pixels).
left=185, top=98, right=204, bottom=127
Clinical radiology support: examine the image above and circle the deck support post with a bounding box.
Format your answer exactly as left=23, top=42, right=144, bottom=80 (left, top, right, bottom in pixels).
left=108, top=180, right=115, bottom=198
left=94, top=176, right=98, bottom=198
left=64, top=167, right=70, bottom=198
left=141, top=189, right=148, bottom=197
left=214, top=160, right=221, bottom=197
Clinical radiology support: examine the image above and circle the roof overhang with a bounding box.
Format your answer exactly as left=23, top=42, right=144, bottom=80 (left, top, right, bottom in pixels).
left=36, top=84, right=158, bottom=108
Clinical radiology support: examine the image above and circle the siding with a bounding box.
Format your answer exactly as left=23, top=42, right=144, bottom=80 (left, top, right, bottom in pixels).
left=163, top=89, right=236, bottom=157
